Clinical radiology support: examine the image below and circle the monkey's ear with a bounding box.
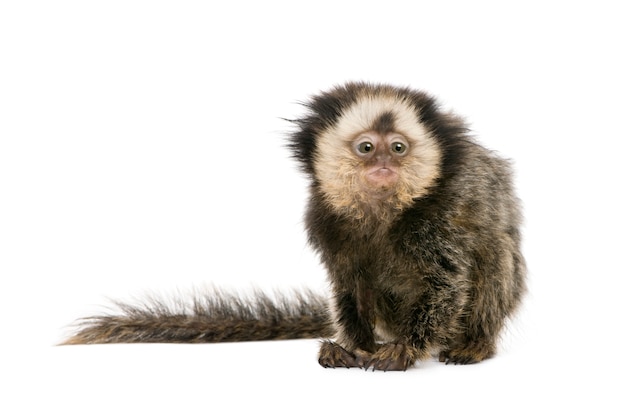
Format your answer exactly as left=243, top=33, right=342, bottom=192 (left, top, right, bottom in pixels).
left=286, top=83, right=367, bottom=174
left=286, top=123, right=319, bottom=175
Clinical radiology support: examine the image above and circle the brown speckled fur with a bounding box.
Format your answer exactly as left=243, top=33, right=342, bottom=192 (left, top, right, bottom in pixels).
left=293, top=82, right=526, bottom=369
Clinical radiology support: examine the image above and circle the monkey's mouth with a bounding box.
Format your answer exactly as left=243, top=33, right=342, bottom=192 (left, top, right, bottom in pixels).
left=366, top=167, right=399, bottom=188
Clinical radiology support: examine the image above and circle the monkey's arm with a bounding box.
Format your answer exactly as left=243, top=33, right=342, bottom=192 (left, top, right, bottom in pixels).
left=365, top=263, right=466, bottom=371
left=317, top=281, right=377, bottom=369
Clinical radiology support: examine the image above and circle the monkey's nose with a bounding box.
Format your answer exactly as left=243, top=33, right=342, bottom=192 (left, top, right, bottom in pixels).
left=375, top=152, right=391, bottom=162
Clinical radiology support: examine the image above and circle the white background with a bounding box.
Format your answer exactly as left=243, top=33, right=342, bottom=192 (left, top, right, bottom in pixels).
left=1, top=1, right=625, bottom=399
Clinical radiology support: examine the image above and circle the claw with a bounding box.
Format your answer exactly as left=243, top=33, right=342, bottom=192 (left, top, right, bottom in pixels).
left=362, top=343, right=418, bottom=371
left=318, top=341, right=361, bottom=369
left=439, top=340, right=495, bottom=365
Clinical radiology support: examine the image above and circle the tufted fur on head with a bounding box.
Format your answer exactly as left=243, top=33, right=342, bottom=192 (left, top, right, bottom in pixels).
left=289, top=82, right=469, bottom=224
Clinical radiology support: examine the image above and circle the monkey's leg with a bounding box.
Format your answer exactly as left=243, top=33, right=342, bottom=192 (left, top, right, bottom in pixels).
left=394, top=276, right=465, bottom=369
left=439, top=249, right=522, bottom=365
left=438, top=338, right=496, bottom=365
left=438, top=300, right=502, bottom=364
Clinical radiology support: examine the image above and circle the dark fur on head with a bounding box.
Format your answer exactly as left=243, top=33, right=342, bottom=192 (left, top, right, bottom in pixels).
left=289, top=82, right=468, bottom=180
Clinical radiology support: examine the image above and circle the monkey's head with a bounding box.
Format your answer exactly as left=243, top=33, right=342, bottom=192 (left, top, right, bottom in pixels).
left=290, top=82, right=466, bottom=221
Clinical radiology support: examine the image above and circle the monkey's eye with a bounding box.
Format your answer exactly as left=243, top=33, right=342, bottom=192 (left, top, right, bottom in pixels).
left=357, top=142, right=374, bottom=154
left=391, top=142, right=408, bottom=154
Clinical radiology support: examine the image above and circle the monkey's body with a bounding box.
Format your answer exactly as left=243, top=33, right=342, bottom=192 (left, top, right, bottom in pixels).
left=63, top=83, right=526, bottom=371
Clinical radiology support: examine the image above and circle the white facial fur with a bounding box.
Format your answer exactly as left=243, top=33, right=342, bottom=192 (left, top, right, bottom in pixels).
left=313, top=92, right=442, bottom=223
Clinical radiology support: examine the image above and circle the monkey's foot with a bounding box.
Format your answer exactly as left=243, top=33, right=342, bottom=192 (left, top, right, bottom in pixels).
left=318, top=340, right=365, bottom=368
left=438, top=341, right=495, bottom=365
left=364, top=343, right=420, bottom=372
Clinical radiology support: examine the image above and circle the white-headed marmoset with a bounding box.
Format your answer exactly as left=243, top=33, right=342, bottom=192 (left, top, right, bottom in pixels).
left=63, top=82, right=526, bottom=371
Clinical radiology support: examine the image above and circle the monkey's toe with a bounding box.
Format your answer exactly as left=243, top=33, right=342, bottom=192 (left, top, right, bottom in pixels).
left=439, top=342, right=495, bottom=365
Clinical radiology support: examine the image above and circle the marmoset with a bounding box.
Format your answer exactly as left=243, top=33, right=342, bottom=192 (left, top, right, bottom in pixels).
left=63, top=82, right=526, bottom=371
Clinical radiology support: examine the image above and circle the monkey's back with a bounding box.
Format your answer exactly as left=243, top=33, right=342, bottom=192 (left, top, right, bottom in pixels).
left=396, top=139, right=526, bottom=320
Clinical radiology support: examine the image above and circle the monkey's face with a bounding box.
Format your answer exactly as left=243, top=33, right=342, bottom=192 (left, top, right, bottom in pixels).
left=312, top=90, right=442, bottom=220
left=351, top=131, right=410, bottom=198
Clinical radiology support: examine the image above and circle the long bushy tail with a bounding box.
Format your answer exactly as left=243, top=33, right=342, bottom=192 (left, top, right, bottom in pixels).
left=61, top=288, right=334, bottom=345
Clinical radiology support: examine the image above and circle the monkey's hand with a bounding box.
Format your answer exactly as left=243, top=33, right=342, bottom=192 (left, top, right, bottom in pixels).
left=318, top=341, right=370, bottom=369
left=364, top=343, right=420, bottom=371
